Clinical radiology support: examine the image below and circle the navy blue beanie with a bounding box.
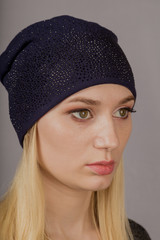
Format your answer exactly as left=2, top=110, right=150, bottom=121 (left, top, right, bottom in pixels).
left=0, top=15, right=136, bottom=147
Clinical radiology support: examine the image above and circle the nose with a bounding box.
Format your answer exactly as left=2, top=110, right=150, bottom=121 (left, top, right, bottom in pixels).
left=93, top=117, right=119, bottom=151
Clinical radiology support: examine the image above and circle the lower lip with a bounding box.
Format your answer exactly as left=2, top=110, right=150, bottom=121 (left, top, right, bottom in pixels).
left=86, top=164, right=114, bottom=175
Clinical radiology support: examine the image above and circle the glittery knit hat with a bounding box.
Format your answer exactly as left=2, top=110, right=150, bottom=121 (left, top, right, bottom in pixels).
left=0, top=15, right=136, bottom=147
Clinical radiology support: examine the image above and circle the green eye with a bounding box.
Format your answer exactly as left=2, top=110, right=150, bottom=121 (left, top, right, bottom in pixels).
left=71, top=109, right=91, bottom=119
left=113, top=108, right=130, bottom=119
left=69, top=107, right=136, bottom=121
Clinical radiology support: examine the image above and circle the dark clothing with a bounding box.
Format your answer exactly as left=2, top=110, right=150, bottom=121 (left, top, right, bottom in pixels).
left=129, top=219, right=151, bottom=240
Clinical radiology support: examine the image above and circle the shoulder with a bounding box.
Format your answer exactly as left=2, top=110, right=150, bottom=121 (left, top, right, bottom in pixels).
left=129, top=219, right=151, bottom=240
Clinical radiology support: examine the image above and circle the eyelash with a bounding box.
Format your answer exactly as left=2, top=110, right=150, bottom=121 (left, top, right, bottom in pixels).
left=68, top=107, right=136, bottom=121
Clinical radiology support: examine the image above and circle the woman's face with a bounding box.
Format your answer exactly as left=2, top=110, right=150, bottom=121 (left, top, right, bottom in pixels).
left=37, top=84, right=135, bottom=191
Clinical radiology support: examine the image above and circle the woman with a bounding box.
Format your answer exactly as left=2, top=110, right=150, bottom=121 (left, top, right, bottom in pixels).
left=0, top=15, right=151, bottom=240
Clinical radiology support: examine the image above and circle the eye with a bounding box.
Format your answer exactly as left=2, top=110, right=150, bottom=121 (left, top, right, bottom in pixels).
left=113, top=107, right=136, bottom=119
left=69, top=108, right=92, bottom=120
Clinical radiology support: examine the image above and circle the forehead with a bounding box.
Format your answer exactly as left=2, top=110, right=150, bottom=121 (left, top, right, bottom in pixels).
left=64, top=84, right=135, bottom=105
left=39, top=84, right=135, bottom=120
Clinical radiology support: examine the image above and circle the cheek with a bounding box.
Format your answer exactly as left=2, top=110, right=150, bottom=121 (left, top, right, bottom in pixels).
left=37, top=117, right=87, bottom=171
left=117, top=119, right=132, bottom=151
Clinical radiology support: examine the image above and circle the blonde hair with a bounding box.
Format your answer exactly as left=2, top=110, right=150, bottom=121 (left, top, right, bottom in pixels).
left=0, top=123, right=133, bottom=240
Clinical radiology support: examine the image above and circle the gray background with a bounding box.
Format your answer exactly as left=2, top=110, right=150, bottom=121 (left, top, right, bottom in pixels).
left=0, top=0, right=159, bottom=239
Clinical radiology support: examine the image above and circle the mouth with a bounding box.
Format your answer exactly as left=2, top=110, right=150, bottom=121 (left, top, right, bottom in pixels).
left=86, top=160, right=115, bottom=175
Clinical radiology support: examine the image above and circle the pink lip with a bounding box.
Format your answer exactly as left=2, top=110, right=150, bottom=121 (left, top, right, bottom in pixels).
left=86, top=160, right=115, bottom=175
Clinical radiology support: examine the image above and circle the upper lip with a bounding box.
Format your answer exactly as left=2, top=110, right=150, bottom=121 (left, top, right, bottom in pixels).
left=86, top=160, right=114, bottom=166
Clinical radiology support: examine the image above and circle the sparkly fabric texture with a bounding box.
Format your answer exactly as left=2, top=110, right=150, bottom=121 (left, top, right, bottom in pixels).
left=0, top=15, right=136, bottom=147
left=129, top=219, right=151, bottom=240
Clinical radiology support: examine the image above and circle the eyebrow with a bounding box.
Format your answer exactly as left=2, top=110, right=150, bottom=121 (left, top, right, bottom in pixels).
left=67, top=95, right=135, bottom=106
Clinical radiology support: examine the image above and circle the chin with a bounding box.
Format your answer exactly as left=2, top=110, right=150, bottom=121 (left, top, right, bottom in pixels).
left=82, top=176, right=114, bottom=192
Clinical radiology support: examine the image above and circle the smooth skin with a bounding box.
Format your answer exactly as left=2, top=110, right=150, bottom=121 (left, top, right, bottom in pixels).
left=37, top=84, right=135, bottom=240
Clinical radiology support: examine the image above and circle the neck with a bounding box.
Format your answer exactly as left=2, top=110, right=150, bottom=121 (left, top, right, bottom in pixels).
left=41, top=170, right=97, bottom=239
